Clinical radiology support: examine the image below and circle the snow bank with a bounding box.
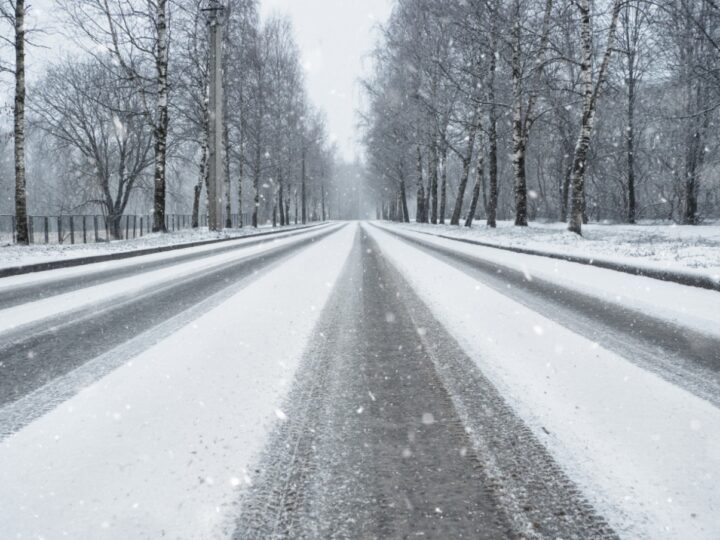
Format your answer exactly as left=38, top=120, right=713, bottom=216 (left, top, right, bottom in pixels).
left=366, top=223, right=720, bottom=540
left=393, top=220, right=720, bottom=281
left=0, top=224, right=355, bottom=539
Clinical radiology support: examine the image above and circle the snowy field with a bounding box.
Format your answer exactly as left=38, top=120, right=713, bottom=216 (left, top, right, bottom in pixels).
left=395, top=220, right=720, bottom=280
left=0, top=223, right=318, bottom=270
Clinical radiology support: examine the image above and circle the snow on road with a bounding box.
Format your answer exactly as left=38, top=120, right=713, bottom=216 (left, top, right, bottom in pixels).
left=0, top=224, right=340, bottom=335
left=0, top=223, right=355, bottom=539
left=365, top=223, right=720, bottom=540
left=376, top=223, right=720, bottom=339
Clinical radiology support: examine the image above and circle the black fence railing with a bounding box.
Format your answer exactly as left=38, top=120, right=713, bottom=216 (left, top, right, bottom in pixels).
left=0, top=213, right=253, bottom=245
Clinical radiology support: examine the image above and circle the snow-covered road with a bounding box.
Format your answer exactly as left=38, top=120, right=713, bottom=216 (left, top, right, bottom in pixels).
left=0, top=221, right=718, bottom=539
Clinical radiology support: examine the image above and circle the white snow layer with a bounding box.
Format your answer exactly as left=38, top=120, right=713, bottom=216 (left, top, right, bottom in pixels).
left=375, top=224, right=720, bottom=339
left=395, top=220, right=720, bottom=281
left=365, top=223, right=720, bottom=540
left=0, top=224, right=339, bottom=335
left=0, top=223, right=317, bottom=270
left=0, top=223, right=355, bottom=539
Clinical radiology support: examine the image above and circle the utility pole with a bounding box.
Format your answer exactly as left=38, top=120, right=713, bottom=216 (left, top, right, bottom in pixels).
left=203, top=0, right=225, bottom=231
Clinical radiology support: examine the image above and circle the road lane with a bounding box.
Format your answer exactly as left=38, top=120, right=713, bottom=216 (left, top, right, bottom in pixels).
left=0, top=223, right=331, bottom=310
left=0, top=224, right=343, bottom=409
left=235, top=226, right=614, bottom=539
left=373, top=223, right=720, bottom=407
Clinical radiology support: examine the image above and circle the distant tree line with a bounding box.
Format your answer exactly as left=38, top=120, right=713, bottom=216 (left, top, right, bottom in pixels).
left=362, top=0, right=720, bottom=234
left=1, top=0, right=336, bottom=244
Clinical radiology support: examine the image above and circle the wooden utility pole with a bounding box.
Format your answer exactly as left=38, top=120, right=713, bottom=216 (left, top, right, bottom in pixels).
left=204, top=0, right=225, bottom=231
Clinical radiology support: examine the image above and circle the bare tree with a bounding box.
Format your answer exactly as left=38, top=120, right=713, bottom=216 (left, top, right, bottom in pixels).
left=60, top=0, right=171, bottom=232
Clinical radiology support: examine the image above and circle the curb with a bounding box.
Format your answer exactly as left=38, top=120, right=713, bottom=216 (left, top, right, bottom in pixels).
left=0, top=223, right=328, bottom=278
left=377, top=224, right=720, bottom=292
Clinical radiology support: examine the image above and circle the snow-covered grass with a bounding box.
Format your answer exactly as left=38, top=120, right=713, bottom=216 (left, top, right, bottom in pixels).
left=366, top=223, right=720, bottom=540
left=393, top=220, right=720, bottom=279
left=0, top=223, right=319, bottom=270
left=0, top=224, right=356, bottom=539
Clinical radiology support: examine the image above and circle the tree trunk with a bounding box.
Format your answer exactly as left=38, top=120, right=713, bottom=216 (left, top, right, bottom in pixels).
left=429, top=139, right=438, bottom=224
left=486, top=5, right=499, bottom=229
left=321, top=182, right=326, bottom=221
left=465, top=144, right=485, bottom=227
left=568, top=0, right=621, bottom=235
left=301, top=147, right=307, bottom=224
left=152, top=0, right=169, bottom=233
left=294, top=190, right=298, bottom=224
left=400, top=176, right=410, bottom=222
left=252, top=148, right=260, bottom=228
left=13, top=0, right=28, bottom=244
left=450, top=117, right=480, bottom=225
left=439, top=141, right=447, bottom=224
left=415, top=147, right=425, bottom=223
left=511, top=4, right=527, bottom=227
left=626, top=53, right=637, bottom=224
left=683, top=83, right=710, bottom=225
left=278, top=168, right=286, bottom=226
left=237, top=164, right=243, bottom=228
left=511, top=0, right=553, bottom=227
left=192, top=118, right=209, bottom=229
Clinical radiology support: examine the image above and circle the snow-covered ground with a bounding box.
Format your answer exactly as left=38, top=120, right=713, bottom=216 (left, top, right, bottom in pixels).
left=394, top=220, right=720, bottom=280
left=0, top=223, right=318, bottom=270
left=0, top=224, right=355, bottom=539
left=0, top=225, right=340, bottom=336
left=366, top=223, right=720, bottom=540
left=374, top=224, right=720, bottom=339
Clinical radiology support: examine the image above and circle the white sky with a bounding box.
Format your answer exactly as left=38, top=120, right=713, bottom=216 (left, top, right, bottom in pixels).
left=259, top=0, right=393, bottom=161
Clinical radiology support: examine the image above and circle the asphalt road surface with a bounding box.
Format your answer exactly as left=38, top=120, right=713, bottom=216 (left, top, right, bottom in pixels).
left=0, top=224, right=339, bottom=424
left=234, top=227, right=615, bottom=539
left=3, top=221, right=716, bottom=538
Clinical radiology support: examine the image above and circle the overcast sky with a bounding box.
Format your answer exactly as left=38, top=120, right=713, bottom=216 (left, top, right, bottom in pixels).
left=16, top=0, right=392, bottom=161
left=259, top=0, right=393, bottom=161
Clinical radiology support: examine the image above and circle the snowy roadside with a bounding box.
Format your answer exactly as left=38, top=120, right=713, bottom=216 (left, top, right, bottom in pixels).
left=0, top=224, right=355, bottom=539
left=0, top=223, right=321, bottom=271
left=390, top=220, right=720, bottom=285
left=366, top=223, right=720, bottom=540
left=0, top=224, right=343, bottom=336
left=373, top=224, right=720, bottom=340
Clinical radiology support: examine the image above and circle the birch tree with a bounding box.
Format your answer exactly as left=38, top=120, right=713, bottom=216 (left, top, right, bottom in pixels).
left=567, top=0, right=622, bottom=235
left=1, top=0, right=29, bottom=243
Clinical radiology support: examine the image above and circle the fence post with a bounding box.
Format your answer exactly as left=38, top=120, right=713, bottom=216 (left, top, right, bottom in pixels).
left=70, top=216, right=75, bottom=244
left=93, top=215, right=99, bottom=243
left=44, top=217, right=49, bottom=244
left=133, top=215, right=137, bottom=238
left=125, top=215, right=129, bottom=240
left=11, top=216, right=16, bottom=243
left=82, top=216, right=87, bottom=244
left=57, top=216, right=62, bottom=244
left=140, top=217, right=144, bottom=237
left=105, top=216, right=110, bottom=242
left=27, top=217, right=33, bottom=244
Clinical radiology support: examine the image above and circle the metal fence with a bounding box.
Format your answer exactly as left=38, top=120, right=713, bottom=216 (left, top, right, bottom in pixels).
left=0, top=213, right=253, bottom=245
